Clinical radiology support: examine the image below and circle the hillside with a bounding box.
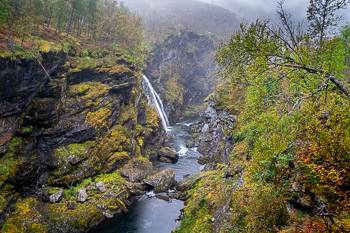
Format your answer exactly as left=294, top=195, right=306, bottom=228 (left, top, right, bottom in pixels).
left=122, top=0, right=240, bottom=42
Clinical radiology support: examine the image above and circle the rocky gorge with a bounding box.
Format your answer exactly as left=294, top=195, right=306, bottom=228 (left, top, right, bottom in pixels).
left=0, top=46, right=172, bottom=232
left=0, top=29, right=224, bottom=232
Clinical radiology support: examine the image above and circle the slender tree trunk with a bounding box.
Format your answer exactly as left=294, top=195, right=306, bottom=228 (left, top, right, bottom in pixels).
left=33, top=22, right=38, bottom=45
left=7, top=16, right=14, bottom=40
left=66, top=8, right=75, bottom=35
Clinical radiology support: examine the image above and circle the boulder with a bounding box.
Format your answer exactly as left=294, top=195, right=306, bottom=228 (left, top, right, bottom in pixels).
left=49, top=189, right=65, bottom=203
left=120, top=158, right=153, bottom=182
left=77, top=188, right=88, bottom=202
left=185, top=139, right=195, bottom=148
left=157, top=147, right=179, bottom=163
left=95, top=181, right=106, bottom=192
left=143, top=168, right=176, bottom=193
left=103, top=211, right=114, bottom=219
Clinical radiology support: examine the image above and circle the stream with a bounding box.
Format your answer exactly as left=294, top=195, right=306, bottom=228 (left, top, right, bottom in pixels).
left=92, top=116, right=203, bottom=233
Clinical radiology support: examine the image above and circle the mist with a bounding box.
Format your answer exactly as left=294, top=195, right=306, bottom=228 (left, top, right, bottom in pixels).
left=204, top=0, right=350, bottom=25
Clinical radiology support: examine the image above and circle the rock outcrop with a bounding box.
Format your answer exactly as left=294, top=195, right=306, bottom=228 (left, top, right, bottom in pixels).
left=189, top=95, right=235, bottom=170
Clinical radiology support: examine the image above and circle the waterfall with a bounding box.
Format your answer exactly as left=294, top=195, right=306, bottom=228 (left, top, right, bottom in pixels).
left=142, top=74, right=170, bottom=131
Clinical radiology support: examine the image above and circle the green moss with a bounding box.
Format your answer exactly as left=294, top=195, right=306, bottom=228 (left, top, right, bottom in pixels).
left=0, top=137, right=25, bottom=186
left=1, top=198, right=47, bottom=233
left=164, top=74, right=184, bottom=105
left=145, top=105, right=160, bottom=130
left=95, top=172, right=125, bottom=184
left=54, top=142, right=91, bottom=159
left=69, top=82, right=110, bottom=99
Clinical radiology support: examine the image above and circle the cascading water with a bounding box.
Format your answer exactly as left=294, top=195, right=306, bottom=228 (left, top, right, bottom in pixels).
left=142, top=74, right=170, bottom=131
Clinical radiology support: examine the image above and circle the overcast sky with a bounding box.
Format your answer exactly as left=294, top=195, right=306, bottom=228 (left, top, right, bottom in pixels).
left=199, top=0, right=307, bottom=21
left=199, top=0, right=349, bottom=23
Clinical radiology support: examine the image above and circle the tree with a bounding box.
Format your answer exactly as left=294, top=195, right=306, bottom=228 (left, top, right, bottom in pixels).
left=307, top=0, right=349, bottom=46
left=53, top=0, right=67, bottom=42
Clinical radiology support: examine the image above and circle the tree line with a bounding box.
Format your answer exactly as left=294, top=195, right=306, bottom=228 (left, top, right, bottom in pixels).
left=0, top=0, right=144, bottom=48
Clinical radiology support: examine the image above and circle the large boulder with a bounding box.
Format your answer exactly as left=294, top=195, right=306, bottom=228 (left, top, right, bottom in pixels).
left=143, top=168, right=176, bottom=193
left=120, top=158, right=153, bottom=182
left=157, top=147, right=179, bottom=163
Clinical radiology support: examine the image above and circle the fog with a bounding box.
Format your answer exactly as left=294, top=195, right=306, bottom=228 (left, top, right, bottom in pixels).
left=121, top=0, right=350, bottom=42
left=199, top=0, right=349, bottom=23
left=199, top=0, right=308, bottom=20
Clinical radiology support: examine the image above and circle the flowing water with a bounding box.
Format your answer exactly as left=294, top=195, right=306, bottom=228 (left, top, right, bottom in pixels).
left=92, top=118, right=202, bottom=233
left=91, top=76, right=203, bottom=233
left=142, top=75, right=170, bottom=131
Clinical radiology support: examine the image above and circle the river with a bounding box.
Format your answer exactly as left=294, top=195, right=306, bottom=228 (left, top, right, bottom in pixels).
left=91, top=116, right=202, bottom=233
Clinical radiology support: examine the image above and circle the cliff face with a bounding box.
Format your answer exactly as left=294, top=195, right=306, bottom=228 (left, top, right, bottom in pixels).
left=0, top=51, right=164, bottom=232
left=144, top=31, right=219, bottom=123
left=0, top=52, right=65, bottom=155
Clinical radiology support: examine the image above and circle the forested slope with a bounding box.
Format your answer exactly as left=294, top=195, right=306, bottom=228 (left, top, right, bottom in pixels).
left=176, top=1, right=350, bottom=232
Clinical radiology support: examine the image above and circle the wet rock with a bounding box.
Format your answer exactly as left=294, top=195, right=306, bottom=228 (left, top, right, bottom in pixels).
left=186, top=139, right=195, bottom=148
left=155, top=194, right=170, bottom=202
left=201, top=124, right=209, bottom=133
left=143, top=168, right=176, bottom=193
left=170, top=191, right=187, bottom=200
left=77, top=188, right=88, bottom=202
left=95, top=181, right=106, bottom=192
left=198, top=156, right=208, bottom=165
left=125, top=182, right=149, bottom=195
left=157, top=147, right=179, bottom=163
left=49, top=189, right=65, bottom=203
left=103, top=211, right=114, bottom=219
left=67, top=201, right=77, bottom=210
left=120, top=158, right=153, bottom=182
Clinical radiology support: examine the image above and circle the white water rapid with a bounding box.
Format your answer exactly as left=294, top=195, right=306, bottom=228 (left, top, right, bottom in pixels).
left=142, top=74, right=170, bottom=131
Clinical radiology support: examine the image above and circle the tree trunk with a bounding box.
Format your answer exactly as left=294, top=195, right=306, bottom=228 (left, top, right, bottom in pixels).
left=66, top=8, right=75, bottom=35
left=7, top=16, right=14, bottom=40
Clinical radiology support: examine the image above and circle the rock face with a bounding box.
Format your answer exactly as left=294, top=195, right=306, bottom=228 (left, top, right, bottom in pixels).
left=144, top=31, right=219, bottom=123
left=157, top=147, right=179, bottom=163
left=190, top=95, right=235, bottom=170
left=0, top=51, right=165, bottom=232
left=0, top=52, right=65, bottom=155
left=143, top=168, right=176, bottom=193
